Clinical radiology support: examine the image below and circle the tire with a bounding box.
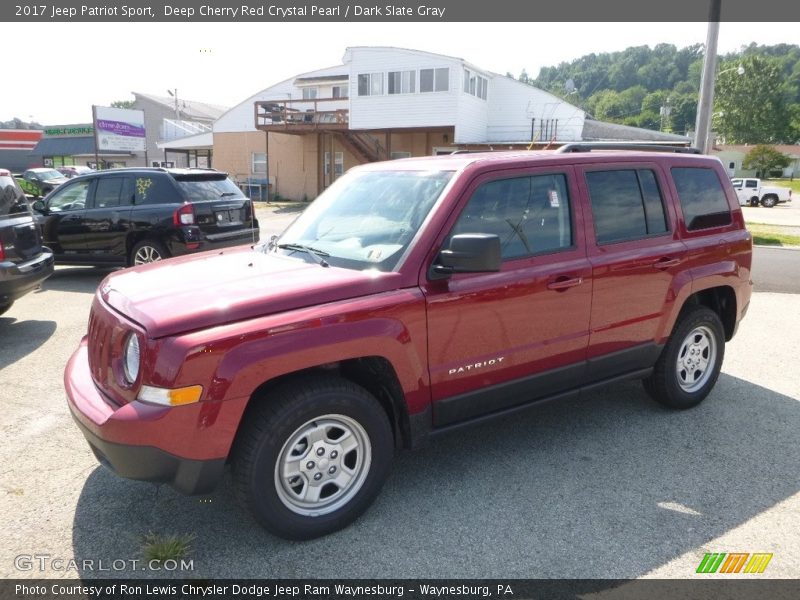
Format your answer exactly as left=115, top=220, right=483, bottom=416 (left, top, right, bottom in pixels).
left=643, top=306, right=725, bottom=409
left=0, top=301, right=13, bottom=317
left=129, top=240, right=169, bottom=266
left=749, top=198, right=760, bottom=207
left=761, top=195, right=777, bottom=208
left=232, top=375, right=393, bottom=540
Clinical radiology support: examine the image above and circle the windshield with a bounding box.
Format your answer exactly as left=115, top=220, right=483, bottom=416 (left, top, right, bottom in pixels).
left=35, top=169, right=63, bottom=181
left=275, top=169, right=453, bottom=272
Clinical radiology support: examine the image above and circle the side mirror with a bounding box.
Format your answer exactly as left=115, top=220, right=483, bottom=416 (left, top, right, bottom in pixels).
left=433, top=233, right=501, bottom=276
left=31, top=200, right=46, bottom=213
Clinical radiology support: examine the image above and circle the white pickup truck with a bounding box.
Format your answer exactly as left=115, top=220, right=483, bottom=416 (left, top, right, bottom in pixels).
left=731, top=178, right=793, bottom=208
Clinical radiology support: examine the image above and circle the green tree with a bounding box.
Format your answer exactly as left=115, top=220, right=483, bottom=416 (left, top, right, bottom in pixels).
left=111, top=100, right=134, bottom=109
left=742, top=145, right=791, bottom=178
left=715, top=56, right=798, bottom=143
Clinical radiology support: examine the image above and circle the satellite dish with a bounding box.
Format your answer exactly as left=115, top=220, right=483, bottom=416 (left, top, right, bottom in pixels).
left=565, top=79, right=576, bottom=94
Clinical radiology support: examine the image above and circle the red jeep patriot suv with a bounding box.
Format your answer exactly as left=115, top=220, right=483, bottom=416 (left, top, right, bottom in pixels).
left=65, top=145, right=752, bottom=540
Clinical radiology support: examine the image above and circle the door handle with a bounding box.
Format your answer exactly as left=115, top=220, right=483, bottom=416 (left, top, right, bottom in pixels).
left=653, top=257, right=681, bottom=270
left=547, top=276, right=583, bottom=291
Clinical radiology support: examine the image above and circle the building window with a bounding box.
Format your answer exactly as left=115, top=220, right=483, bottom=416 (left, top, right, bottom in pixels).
left=463, top=69, right=488, bottom=100
left=420, top=68, right=449, bottom=93
left=390, top=151, right=412, bottom=160
left=358, top=73, right=383, bottom=96
left=388, top=70, right=416, bottom=94
left=302, top=87, right=318, bottom=100
left=332, top=85, right=348, bottom=98
left=252, top=152, right=267, bottom=174
left=324, top=151, right=345, bottom=179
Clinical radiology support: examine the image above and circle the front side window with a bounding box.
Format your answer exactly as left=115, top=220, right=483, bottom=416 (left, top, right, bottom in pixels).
left=47, top=180, right=90, bottom=212
left=450, top=173, right=572, bottom=260
left=585, top=169, right=668, bottom=244
left=276, top=169, right=453, bottom=271
left=671, top=167, right=732, bottom=231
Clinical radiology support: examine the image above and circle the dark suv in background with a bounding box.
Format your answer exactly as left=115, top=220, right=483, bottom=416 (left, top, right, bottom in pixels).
left=32, top=168, right=259, bottom=266
left=0, top=169, right=54, bottom=316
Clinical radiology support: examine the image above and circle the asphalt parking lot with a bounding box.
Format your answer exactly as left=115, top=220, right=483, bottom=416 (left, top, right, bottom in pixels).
left=1, top=204, right=798, bottom=580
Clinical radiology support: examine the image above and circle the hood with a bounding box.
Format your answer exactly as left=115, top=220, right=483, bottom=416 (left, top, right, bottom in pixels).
left=100, top=247, right=403, bottom=338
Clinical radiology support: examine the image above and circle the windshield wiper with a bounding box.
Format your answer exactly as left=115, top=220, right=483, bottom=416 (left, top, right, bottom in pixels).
left=276, top=243, right=330, bottom=267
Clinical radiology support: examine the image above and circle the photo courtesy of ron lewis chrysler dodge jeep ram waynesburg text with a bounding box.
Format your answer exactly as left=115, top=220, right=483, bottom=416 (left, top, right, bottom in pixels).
left=64, top=145, right=752, bottom=540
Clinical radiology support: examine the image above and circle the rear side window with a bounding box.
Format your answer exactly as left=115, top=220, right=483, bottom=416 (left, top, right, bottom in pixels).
left=671, top=168, right=732, bottom=231
left=174, top=176, right=245, bottom=202
left=0, top=176, right=30, bottom=217
left=585, top=169, right=668, bottom=244
left=94, top=178, right=124, bottom=208
left=134, top=175, right=180, bottom=205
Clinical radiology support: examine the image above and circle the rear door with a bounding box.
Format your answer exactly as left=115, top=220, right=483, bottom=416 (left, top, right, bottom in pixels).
left=577, top=162, right=687, bottom=380
left=172, top=174, right=257, bottom=245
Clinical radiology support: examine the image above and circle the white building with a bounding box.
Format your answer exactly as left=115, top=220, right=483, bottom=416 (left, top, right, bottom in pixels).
left=213, top=46, right=685, bottom=200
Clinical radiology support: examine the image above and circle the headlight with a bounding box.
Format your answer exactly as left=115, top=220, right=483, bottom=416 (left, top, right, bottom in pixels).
left=123, top=332, right=140, bottom=384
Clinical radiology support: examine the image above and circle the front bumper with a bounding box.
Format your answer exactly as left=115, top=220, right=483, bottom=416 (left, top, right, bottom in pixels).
left=0, top=250, right=54, bottom=305
left=64, top=340, right=239, bottom=495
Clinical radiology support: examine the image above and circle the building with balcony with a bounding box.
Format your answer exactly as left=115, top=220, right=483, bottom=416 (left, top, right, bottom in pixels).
left=214, top=46, right=687, bottom=201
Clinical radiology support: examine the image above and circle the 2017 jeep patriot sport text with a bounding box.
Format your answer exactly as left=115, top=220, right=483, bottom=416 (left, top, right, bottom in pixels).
left=65, top=146, right=752, bottom=540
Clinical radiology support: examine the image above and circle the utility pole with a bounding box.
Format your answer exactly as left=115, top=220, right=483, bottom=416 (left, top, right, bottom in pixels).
left=694, top=0, right=721, bottom=154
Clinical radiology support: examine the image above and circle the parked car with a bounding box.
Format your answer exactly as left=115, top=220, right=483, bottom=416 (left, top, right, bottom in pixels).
left=0, top=169, right=54, bottom=316
left=731, top=177, right=792, bottom=208
left=65, top=145, right=752, bottom=540
left=16, top=168, right=69, bottom=198
left=31, top=167, right=259, bottom=266
left=57, top=165, right=95, bottom=179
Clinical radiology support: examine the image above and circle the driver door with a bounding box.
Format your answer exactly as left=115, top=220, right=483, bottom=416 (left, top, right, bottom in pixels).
left=422, top=167, right=593, bottom=427
left=38, top=179, right=92, bottom=257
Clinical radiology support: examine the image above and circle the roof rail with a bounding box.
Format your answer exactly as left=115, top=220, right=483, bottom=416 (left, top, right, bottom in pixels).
left=556, top=143, right=701, bottom=154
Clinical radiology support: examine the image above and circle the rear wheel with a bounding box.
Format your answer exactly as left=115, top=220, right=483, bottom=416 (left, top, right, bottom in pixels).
left=643, top=306, right=725, bottom=409
left=233, top=376, right=393, bottom=540
left=130, top=240, right=169, bottom=266
left=761, top=195, right=778, bottom=208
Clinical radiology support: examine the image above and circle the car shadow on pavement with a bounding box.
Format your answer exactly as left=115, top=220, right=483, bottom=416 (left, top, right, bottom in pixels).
left=38, top=267, right=117, bottom=295
left=0, top=318, right=56, bottom=369
left=71, top=372, right=799, bottom=579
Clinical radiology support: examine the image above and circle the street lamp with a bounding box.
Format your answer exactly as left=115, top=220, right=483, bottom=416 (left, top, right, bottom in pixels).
left=166, top=88, right=180, bottom=120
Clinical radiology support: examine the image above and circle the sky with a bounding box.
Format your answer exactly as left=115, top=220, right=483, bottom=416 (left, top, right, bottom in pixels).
left=5, top=21, right=800, bottom=125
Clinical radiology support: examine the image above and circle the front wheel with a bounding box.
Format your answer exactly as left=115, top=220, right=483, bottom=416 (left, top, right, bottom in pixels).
left=643, top=306, right=725, bottom=409
left=233, top=376, right=393, bottom=540
left=749, top=198, right=760, bottom=207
